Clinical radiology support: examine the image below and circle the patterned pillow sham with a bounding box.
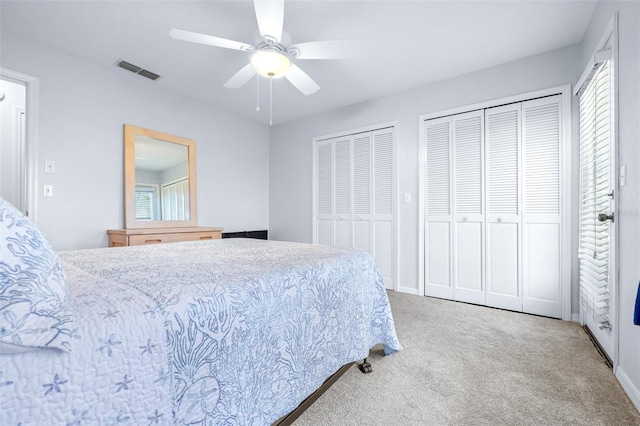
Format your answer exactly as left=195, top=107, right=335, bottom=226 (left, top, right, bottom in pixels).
left=0, top=197, right=73, bottom=352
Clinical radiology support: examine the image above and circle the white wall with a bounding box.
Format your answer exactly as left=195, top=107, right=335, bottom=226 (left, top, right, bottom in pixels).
left=580, top=0, right=640, bottom=410
left=270, top=44, right=580, bottom=296
left=0, top=34, right=270, bottom=250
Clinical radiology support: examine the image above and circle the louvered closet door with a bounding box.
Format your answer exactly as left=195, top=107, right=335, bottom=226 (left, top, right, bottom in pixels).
left=452, top=111, right=485, bottom=304
left=522, top=95, right=562, bottom=318
left=314, top=129, right=396, bottom=290
left=372, top=128, right=395, bottom=289
left=353, top=132, right=373, bottom=254
left=315, top=141, right=333, bottom=245
left=334, top=137, right=352, bottom=247
left=424, top=116, right=453, bottom=299
left=485, top=104, right=522, bottom=312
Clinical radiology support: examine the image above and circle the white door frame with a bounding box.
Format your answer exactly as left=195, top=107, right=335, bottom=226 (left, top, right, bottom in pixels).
left=418, top=84, right=572, bottom=321
left=1, top=68, right=39, bottom=223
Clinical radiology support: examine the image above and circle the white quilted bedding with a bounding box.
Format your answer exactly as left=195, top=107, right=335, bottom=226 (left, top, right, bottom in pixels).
left=0, top=262, right=173, bottom=425
left=1, top=238, right=401, bottom=425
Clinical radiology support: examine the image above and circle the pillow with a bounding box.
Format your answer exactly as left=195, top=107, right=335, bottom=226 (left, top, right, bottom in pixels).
left=0, top=197, right=73, bottom=352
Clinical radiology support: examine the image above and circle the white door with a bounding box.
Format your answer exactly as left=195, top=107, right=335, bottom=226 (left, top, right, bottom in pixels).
left=353, top=132, right=372, bottom=253
left=452, top=111, right=485, bottom=304
left=522, top=95, right=563, bottom=318
left=315, top=141, right=333, bottom=245
left=485, top=104, right=522, bottom=312
left=424, top=117, right=453, bottom=299
left=334, top=137, right=352, bottom=247
left=578, top=60, right=615, bottom=360
left=372, top=128, right=395, bottom=289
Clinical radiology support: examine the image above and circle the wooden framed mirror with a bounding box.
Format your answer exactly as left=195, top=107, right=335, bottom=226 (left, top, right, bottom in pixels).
left=124, top=124, right=197, bottom=229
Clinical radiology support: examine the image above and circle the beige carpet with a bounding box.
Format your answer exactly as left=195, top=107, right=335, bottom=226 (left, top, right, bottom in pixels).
left=293, top=291, right=640, bottom=425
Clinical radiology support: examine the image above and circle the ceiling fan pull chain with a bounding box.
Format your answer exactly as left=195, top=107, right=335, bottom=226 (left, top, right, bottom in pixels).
left=256, top=75, right=260, bottom=112
left=269, top=77, right=273, bottom=126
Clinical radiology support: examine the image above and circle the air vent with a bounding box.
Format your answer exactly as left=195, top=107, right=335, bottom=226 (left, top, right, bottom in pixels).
left=116, top=60, right=161, bottom=81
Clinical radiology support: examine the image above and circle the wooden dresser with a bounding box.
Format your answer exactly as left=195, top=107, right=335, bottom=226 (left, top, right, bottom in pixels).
left=107, top=227, right=223, bottom=247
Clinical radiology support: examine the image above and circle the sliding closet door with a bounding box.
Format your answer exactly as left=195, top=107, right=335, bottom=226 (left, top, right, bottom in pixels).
left=424, top=117, right=453, bottom=299
left=522, top=95, right=563, bottom=317
left=485, top=104, right=522, bottom=312
left=452, top=111, right=485, bottom=304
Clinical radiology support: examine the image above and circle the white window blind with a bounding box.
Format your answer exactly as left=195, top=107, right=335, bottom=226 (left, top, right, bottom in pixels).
left=135, top=191, right=154, bottom=220
left=578, top=60, right=611, bottom=328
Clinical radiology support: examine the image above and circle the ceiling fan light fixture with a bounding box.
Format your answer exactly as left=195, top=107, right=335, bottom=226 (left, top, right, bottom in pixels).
left=251, top=49, right=291, bottom=78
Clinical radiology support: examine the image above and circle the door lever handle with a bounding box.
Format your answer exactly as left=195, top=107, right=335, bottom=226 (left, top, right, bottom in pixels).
left=598, top=212, right=614, bottom=223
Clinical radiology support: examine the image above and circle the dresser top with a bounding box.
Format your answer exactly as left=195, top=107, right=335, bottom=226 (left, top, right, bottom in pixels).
left=107, top=227, right=223, bottom=236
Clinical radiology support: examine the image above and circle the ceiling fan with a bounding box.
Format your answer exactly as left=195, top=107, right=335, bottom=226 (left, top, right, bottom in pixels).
left=169, top=0, right=357, bottom=97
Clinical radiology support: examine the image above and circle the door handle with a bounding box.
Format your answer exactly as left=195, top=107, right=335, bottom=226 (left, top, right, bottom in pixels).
left=598, top=212, right=614, bottom=223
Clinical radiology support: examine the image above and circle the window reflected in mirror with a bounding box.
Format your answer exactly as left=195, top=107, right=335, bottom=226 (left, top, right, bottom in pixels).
left=134, top=136, right=190, bottom=221
left=124, top=124, right=197, bottom=229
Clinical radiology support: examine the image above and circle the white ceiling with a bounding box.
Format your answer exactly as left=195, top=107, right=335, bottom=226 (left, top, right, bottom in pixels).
left=1, top=0, right=597, bottom=125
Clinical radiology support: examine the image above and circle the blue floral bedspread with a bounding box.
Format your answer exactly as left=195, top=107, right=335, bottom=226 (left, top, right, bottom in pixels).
left=2, top=238, right=401, bottom=425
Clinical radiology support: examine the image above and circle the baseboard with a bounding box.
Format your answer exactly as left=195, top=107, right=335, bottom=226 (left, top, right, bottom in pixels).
left=396, top=286, right=420, bottom=296
left=616, top=366, right=640, bottom=412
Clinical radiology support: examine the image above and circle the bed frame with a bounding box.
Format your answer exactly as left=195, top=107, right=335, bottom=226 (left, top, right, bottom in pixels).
left=273, top=362, right=356, bottom=425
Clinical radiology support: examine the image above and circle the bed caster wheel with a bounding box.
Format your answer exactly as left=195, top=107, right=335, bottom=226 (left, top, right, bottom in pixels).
left=359, top=359, right=372, bottom=374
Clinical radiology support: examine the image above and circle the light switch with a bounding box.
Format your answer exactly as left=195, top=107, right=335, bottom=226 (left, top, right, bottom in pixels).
left=619, top=165, right=627, bottom=187
left=403, top=193, right=412, bottom=203
left=44, top=160, right=56, bottom=174
left=43, top=185, right=53, bottom=197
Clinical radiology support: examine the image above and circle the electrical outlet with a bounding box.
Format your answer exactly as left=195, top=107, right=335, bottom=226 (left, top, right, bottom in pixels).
left=43, top=185, right=53, bottom=197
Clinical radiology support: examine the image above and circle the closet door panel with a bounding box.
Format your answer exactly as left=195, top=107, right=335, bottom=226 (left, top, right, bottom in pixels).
left=353, top=220, right=372, bottom=252
left=374, top=220, right=393, bottom=289
left=485, top=104, right=522, bottom=311
left=522, top=95, right=562, bottom=318
left=455, top=221, right=484, bottom=303
left=317, top=220, right=332, bottom=246
left=486, top=222, right=520, bottom=311
left=452, top=111, right=485, bottom=304
left=334, top=219, right=351, bottom=247
left=424, top=117, right=453, bottom=298
left=426, top=221, right=452, bottom=298
left=524, top=223, right=560, bottom=305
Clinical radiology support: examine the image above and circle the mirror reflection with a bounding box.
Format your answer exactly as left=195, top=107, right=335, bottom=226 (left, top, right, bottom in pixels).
left=134, top=136, right=190, bottom=221
left=124, top=124, right=197, bottom=229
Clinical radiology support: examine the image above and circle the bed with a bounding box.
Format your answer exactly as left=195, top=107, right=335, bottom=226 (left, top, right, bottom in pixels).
left=0, top=198, right=401, bottom=425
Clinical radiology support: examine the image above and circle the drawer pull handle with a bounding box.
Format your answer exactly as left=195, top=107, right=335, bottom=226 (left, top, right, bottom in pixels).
left=200, top=236, right=213, bottom=240
left=145, top=239, right=162, bottom=244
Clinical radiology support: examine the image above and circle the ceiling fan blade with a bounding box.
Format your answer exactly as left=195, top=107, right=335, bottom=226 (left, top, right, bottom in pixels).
left=170, top=29, right=253, bottom=52
left=284, top=64, right=320, bottom=96
left=288, top=40, right=360, bottom=59
left=223, top=63, right=257, bottom=88
left=254, top=0, right=284, bottom=42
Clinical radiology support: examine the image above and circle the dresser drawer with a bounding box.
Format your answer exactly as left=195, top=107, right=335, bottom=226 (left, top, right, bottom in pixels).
left=128, top=231, right=221, bottom=246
